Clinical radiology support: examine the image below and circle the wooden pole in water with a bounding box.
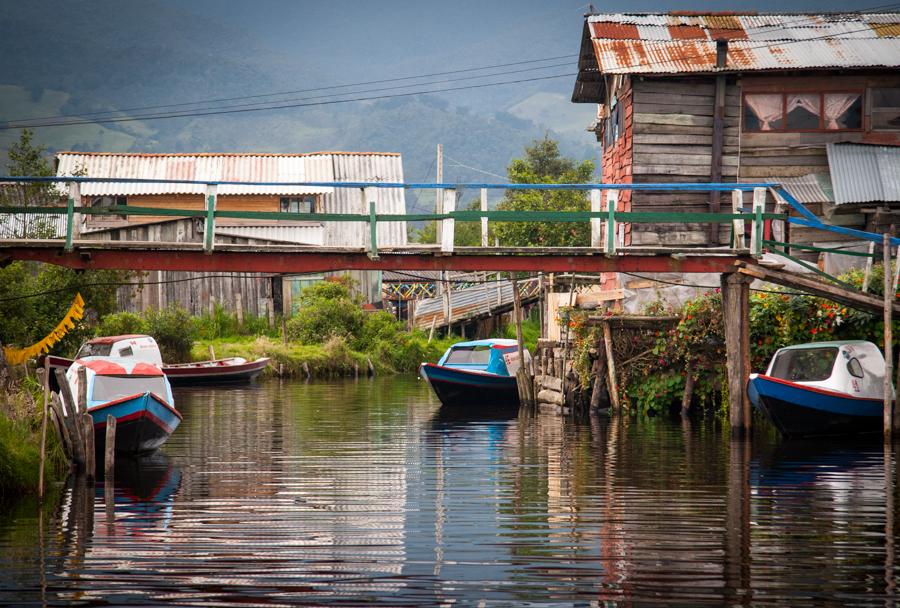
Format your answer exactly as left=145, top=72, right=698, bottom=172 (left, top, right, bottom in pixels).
left=681, top=359, right=694, bottom=417
left=722, top=272, right=752, bottom=435
left=104, top=415, right=116, bottom=480
left=38, top=357, right=50, bottom=499
left=601, top=321, right=621, bottom=411
left=82, top=412, right=95, bottom=481
left=885, top=233, right=894, bottom=439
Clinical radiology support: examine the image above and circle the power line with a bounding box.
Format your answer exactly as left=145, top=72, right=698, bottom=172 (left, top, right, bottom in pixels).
left=0, top=73, right=577, bottom=130
left=4, top=54, right=580, bottom=125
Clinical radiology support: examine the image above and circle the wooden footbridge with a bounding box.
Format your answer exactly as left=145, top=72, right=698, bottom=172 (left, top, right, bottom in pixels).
left=1, top=177, right=898, bottom=434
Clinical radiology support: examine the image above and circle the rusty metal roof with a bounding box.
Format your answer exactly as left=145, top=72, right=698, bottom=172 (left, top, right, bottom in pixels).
left=573, top=13, right=900, bottom=100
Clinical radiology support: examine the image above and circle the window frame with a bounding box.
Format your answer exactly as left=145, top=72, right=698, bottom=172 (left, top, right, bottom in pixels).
left=742, top=90, right=865, bottom=134
left=868, top=86, right=900, bottom=132
left=279, top=196, right=317, bottom=215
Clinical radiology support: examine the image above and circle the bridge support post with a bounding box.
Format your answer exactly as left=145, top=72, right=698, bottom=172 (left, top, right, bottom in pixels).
left=441, top=188, right=455, bottom=253
left=590, top=189, right=602, bottom=249
left=204, top=184, right=217, bottom=254
left=722, top=272, right=752, bottom=435
left=64, top=182, right=81, bottom=252
left=604, top=191, right=618, bottom=255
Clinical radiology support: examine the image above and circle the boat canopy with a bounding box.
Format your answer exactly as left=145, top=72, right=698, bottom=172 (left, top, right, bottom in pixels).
left=66, top=356, right=173, bottom=410
left=437, top=339, right=529, bottom=376
left=76, top=335, right=163, bottom=366
left=765, top=341, right=889, bottom=400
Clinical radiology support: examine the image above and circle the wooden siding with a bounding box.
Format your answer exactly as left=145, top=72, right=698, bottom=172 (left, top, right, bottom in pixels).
left=629, top=77, right=741, bottom=246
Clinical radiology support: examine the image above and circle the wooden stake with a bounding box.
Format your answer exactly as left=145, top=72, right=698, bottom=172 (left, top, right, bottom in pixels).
left=863, top=241, right=876, bottom=292
left=208, top=345, right=216, bottom=361
left=82, top=412, right=95, bottom=481
left=38, top=357, right=50, bottom=499
left=428, top=316, right=437, bottom=344
left=104, top=415, right=116, bottom=480
left=885, top=233, right=894, bottom=439
left=601, top=321, right=621, bottom=411
left=282, top=316, right=288, bottom=346
left=681, top=360, right=695, bottom=416
left=302, top=361, right=310, bottom=379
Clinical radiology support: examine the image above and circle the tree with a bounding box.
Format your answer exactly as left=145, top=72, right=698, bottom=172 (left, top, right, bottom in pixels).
left=494, top=137, right=595, bottom=248
left=2, top=129, right=57, bottom=238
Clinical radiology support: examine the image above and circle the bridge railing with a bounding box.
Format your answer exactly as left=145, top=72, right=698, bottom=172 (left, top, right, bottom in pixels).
left=1, top=177, right=896, bottom=258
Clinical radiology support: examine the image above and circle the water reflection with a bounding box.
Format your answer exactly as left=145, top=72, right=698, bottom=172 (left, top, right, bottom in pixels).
left=0, top=377, right=899, bottom=605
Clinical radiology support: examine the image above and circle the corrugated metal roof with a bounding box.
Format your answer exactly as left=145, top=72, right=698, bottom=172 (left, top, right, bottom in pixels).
left=54, top=151, right=408, bottom=247
left=55, top=153, right=334, bottom=196
left=214, top=223, right=325, bottom=246
left=771, top=173, right=834, bottom=204
left=827, top=143, right=900, bottom=204
left=582, top=13, right=900, bottom=75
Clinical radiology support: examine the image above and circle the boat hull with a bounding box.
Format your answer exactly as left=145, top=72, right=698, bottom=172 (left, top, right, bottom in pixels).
left=90, top=392, right=182, bottom=454
left=44, top=355, right=269, bottom=387
left=419, top=363, right=520, bottom=411
left=164, top=358, right=270, bottom=385
left=749, top=375, right=883, bottom=437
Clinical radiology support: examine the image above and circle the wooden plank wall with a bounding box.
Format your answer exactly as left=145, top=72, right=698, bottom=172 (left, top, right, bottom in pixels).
left=630, top=77, right=741, bottom=247
left=91, top=217, right=276, bottom=317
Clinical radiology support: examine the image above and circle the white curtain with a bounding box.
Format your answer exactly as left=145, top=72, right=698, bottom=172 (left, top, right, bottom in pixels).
left=745, top=94, right=783, bottom=130
left=786, top=93, right=820, bottom=117
left=824, top=93, right=860, bottom=129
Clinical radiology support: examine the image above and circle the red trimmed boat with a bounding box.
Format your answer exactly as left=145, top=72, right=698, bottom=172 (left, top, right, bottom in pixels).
left=65, top=357, right=181, bottom=454
left=45, top=335, right=269, bottom=386
left=419, top=339, right=530, bottom=411
left=748, top=341, right=894, bottom=437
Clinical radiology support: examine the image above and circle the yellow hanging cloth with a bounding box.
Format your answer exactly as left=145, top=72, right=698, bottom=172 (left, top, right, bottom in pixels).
left=3, top=292, right=85, bottom=365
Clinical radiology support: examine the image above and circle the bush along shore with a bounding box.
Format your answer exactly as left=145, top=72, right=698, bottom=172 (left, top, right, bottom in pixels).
left=570, top=263, right=899, bottom=416
left=99, top=278, right=466, bottom=379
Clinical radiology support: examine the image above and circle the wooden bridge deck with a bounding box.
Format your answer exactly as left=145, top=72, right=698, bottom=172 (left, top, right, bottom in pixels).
left=0, top=239, right=753, bottom=274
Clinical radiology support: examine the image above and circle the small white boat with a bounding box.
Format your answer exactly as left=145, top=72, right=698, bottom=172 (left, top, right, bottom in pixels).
left=748, top=340, right=895, bottom=437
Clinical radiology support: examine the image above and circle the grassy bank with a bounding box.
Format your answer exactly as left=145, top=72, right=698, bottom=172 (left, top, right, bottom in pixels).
left=0, top=374, right=65, bottom=499
left=193, top=332, right=459, bottom=378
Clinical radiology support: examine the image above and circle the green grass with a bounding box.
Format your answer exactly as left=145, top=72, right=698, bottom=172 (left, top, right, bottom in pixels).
left=193, top=332, right=459, bottom=378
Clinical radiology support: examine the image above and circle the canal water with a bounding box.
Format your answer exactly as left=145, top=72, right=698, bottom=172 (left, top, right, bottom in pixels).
left=1, top=376, right=899, bottom=606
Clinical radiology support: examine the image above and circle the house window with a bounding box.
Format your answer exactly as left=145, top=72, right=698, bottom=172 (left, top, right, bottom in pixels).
left=871, top=88, right=900, bottom=131
left=743, top=92, right=863, bottom=132
left=603, top=97, right=622, bottom=150
left=280, top=196, right=315, bottom=214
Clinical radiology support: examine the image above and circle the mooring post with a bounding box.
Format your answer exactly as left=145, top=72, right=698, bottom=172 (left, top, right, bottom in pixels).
left=38, top=357, right=50, bottom=499
left=681, top=359, right=695, bottom=417
left=601, top=321, right=621, bottom=411
left=884, top=233, right=895, bottom=439
left=722, top=272, right=752, bottom=435
left=512, top=276, right=532, bottom=408
left=104, top=415, right=116, bottom=480
left=82, top=412, right=95, bottom=481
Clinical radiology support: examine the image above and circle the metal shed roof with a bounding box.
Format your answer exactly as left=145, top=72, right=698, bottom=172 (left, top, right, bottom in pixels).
left=826, top=143, right=900, bottom=205
left=573, top=13, right=900, bottom=101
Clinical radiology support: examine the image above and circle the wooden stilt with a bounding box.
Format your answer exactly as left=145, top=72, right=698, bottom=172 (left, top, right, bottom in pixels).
left=601, top=321, right=620, bottom=411
left=512, top=276, right=532, bottom=407
left=722, top=273, right=752, bottom=435
left=885, top=233, right=894, bottom=439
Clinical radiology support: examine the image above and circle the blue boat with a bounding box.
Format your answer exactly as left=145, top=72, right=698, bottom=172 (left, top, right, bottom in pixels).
left=419, top=339, right=529, bottom=410
left=65, top=357, right=182, bottom=454
left=748, top=340, right=893, bottom=437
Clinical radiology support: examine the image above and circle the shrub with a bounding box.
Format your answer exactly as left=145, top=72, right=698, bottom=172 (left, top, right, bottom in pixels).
left=97, top=311, right=147, bottom=337
left=353, top=310, right=402, bottom=350
left=143, top=305, right=197, bottom=362
left=286, top=278, right=365, bottom=344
